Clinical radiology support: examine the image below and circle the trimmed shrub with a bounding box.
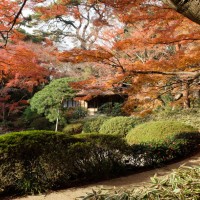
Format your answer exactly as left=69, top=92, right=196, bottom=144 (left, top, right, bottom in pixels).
left=82, top=116, right=110, bottom=133
left=99, top=116, right=140, bottom=136
left=126, top=120, right=198, bottom=145
left=74, top=132, right=100, bottom=138
left=127, top=135, right=200, bottom=167
left=62, top=123, right=83, bottom=135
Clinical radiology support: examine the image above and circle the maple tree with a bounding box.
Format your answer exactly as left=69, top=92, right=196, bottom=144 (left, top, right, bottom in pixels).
left=29, top=0, right=122, bottom=50
left=0, top=39, right=55, bottom=122
left=0, top=0, right=28, bottom=48
left=0, top=0, right=199, bottom=123
left=113, top=6, right=199, bottom=112
left=0, top=0, right=199, bottom=48
left=57, top=0, right=200, bottom=115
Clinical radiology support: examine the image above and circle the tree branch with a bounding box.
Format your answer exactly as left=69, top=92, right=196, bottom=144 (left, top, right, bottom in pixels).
left=1, top=0, right=28, bottom=48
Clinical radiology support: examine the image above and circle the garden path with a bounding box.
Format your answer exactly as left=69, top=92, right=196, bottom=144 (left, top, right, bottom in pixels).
left=13, top=151, right=200, bottom=200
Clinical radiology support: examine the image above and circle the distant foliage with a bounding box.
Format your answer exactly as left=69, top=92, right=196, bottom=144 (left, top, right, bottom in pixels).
left=99, top=116, right=140, bottom=136
left=82, top=116, right=110, bottom=133
left=98, top=102, right=125, bottom=116
left=63, top=123, right=83, bottom=135
left=29, top=117, right=53, bottom=130
left=126, top=120, right=198, bottom=145
left=65, top=107, right=88, bottom=121
left=23, top=106, right=41, bottom=124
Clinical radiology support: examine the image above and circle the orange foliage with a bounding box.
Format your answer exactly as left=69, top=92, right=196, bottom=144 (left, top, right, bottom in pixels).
left=63, top=0, right=200, bottom=114
left=58, top=49, right=112, bottom=63
left=0, top=40, right=52, bottom=121
left=0, top=43, right=51, bottom=92
left=0, top=0, right=199, bottom=117
left=35, top=4, right=68, bottom=20
left=0, top=0, right=28, bottom=47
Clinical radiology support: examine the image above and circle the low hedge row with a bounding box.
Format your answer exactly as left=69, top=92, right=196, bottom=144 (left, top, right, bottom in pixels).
left=0, top=131, right=128, bottom=195
left=0, top=129, right=199, bottom=196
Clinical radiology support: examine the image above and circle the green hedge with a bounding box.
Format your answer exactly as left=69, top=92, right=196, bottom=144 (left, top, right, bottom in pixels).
left=0, top=131, right=127, bottom=195
left=0, top=129, right=199, bottom=196
left=99, top=116, right=140, bottom=136
left=126, top=120, right=198, bottom=144
left=128, top=135, right=200, bottom=167
left=82, top=116, right=110, bottom=133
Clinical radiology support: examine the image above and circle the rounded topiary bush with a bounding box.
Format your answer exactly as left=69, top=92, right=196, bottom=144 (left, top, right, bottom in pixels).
left=63, top=123, right=83, bottom=135
left=99, top=116, right=140, bottom=136
left=82, top=116, right=110, bottom=133
left=126, top=120, right=198, bottom=145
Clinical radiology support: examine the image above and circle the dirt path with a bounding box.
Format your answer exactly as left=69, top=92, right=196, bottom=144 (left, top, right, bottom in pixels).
left=12, top=151, right=200, bottom=200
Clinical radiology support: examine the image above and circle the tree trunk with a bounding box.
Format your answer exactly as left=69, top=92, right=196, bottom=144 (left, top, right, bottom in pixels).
left=164, top=0, right=200, bottom=24
left=2, top=103, right=5, bottom=122
left=182, top=81, right=190, bottom=109
left=55, top=109, right=59, bottom=132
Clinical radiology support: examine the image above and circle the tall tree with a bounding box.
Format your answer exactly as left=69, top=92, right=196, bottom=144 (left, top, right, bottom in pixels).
left=30, top=77, right=76, bottom=131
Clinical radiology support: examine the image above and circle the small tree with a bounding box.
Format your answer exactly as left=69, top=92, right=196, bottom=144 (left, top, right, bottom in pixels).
left=30, top=77, right=76, bottom=131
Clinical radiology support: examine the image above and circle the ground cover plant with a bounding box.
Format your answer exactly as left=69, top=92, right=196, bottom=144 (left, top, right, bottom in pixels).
left=78, top=165, right=200, bottom=200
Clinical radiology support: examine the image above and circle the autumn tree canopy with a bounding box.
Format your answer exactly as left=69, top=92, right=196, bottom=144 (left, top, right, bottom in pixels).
left=27, top=0, right=122, bottom=50
left=0, top=0, right=199, bottom=119
left=55, top=0, right=200, bottom=113
left=0, top=40, right=54, bottom=122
